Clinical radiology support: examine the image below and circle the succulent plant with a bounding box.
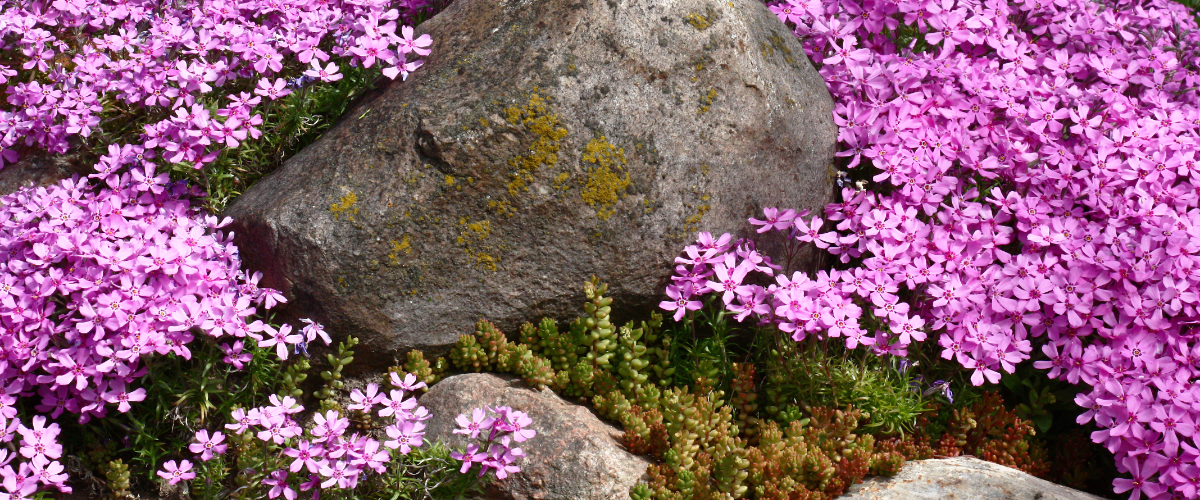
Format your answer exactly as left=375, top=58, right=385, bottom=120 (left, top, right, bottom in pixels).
left=401, top=349, right=441, bottom=388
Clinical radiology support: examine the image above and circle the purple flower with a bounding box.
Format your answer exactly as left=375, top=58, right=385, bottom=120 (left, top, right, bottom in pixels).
left=157, top=460, right=195, bottom=485
left=188, top=430, right=227, bottom=461
left=660, top=283, right=703, bottom=322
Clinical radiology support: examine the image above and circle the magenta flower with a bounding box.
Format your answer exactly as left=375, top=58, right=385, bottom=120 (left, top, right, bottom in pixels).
left=220, top=341, right=253, bottom=370
left=255, top=324, right=301, bottom=361
left=284, top=440, right=326, bottom=474
left=263, top=470, right=295, bottom=500
left=660, top=283, right=703, bottom=321
left=451, top=443, right=486, bottom=473
left=188, top=430, right=227, bottom=461
left=157, top=460, right=196, bottom=485
left=454, top=408, right=491, bottom=440
left=384, top=420, right=426, bottom=454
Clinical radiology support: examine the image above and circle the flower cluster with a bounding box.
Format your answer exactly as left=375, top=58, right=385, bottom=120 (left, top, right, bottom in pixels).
left=0, top=0, right=432, bottom=170
left=169, top=373, right=534, bottom=496
left=667, top=0, right=1200, bottom=495
left=196, top=386, right=409, bottom=496
left=0, top=415, right=70, bottom=497
left=450, top=406, right=535, bottom=480
left=0, top=166, right=303, bottom=426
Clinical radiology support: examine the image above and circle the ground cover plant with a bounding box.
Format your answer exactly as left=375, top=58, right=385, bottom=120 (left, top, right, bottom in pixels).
left=0, top=0, right=1195, bottom=497
left=0, top=0, right=544, bottom=497
left=659, top=0, right=1200, bottom=496
left=416, top=278, right=1090, bottom=499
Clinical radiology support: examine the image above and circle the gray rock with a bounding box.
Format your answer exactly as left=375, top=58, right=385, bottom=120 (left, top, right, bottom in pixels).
left=843, top=457, right=1108, bottom=500
left=0, top=148, right=90, bottom=196
left=224, top=0, right=837, bottom=368
left=418, top=373, right=649, bottom=500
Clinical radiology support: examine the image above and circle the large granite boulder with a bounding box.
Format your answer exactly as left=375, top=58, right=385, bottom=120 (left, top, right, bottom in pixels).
left=419, top=373, right=650, bottom=500
left=843, top=457, right=1108, bottom=500
left=225, top=0, right=837, bottom=367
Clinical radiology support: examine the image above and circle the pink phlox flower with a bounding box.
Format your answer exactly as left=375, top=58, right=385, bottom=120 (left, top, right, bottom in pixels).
left=263, top=470, right=295, bottom=500
left=349, top=383, right=385, bottom=412
left=284, top=440, right=326, bottom=474
left=226, top=408, right=256, bottom=435
left=384, top=419, right=425, bottom=454
left=303, top=60, right=343, bottom=82
left=256, top=323, right=301, bottom=360
left=454, top=408, right=492, bottom=440
left=299, top=318, right=330, bottom=345
left=379, top=390, right=418, bottom=419
left=749, top=208, right=798, bottom=233
left=1113, top=456, right=1164, bottom=500
left=483, top=437, right=524, bottom=479
left=254, top=78, right=292, bottom=101
left=269, top=394, right=303, bottom=415
left=220, top=340, right=253, bottom=369
left=705, top=261, right=753, bottom=305
left=501, top=409, right=535, bottom=442
left=396, top=26, right=432, bottom=56
left=390, top=371, right=428, bottom=391
left=660, top=282, right=704, bottom=322
left=451, top=443, right=486, bottom=474
left=695, top=232, right=732, bottom=252
left=188, top=430, right=227, bottom=461
left=156, top=460, right=195, bottom=485
left=729, top=285, right=770, bottom=323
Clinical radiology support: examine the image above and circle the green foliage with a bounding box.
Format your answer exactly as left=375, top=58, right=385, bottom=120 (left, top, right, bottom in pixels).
left=401, top=350, right=445, bottom=389
left=58, top=337, right=282, bottom=484
left=424, top=277, right=1114, bottom=499
left=170, top=64, right=384, bottom=213
left=759, top=342, right=928, bottom=436
left=998, top=363, right=1081, bottom=435
left=317, top=336, right=359, bottom=411
left=431, top=279, right=924, bottom=499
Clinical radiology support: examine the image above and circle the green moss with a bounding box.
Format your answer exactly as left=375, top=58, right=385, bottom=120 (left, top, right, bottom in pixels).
left=579, top=136, right=631, bottom=220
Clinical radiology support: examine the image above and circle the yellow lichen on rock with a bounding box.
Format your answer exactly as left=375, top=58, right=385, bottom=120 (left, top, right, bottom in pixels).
left=505, top=91, right=569, bottom=197
left=698, top=87, right=718, bottom=115
left=456, top=218, right=498, bottom=271
left=488, top=199, right=517, bottom=217
left=330, top=192, right=359, bottom=221
left=580, top=136, right=631, bottom=221
left=387, top=235, right=413, bottom=266
left=684, top=7, right=718, bottom=31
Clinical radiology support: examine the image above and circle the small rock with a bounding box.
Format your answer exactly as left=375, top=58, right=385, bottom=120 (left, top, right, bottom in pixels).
left=842, top=457, right=1108, bottom=500
left=0, top=148, right=90, bottom=197
left=419, top=373, right=650, bottom=500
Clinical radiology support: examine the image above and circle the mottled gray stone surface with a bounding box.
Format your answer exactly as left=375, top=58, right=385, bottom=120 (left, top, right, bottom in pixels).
left=225, top=0, right=837, bottom=369
left=419, top=373, right=649, bottom=500
left=0, top=148, right=90, bottom=196
left=843, top=457, right=1109, bottom=500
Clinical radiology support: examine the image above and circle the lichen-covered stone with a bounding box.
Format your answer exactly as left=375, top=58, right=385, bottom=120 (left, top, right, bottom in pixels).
left=842, top=457, right=1107, bottom=500
left=224, top=0, right=837, bottom=368
left=419, top=373, right=650, bottom=500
